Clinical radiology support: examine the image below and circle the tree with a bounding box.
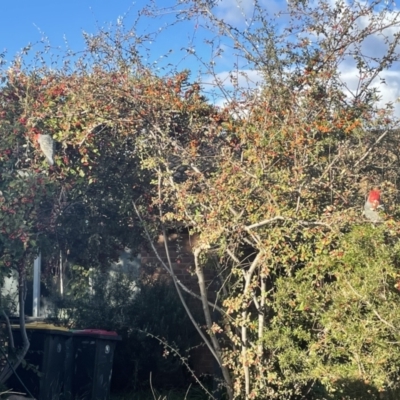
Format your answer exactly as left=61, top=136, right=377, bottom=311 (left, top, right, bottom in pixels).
left=127, top=0, right=400, bottom=398
left=0, top=71, right=60, bottom=381
left=0, top=66, right=146, bottom=383
left=2, top=0, right=400, bottom=398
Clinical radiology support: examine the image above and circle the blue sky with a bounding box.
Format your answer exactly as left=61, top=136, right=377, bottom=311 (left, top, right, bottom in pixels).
left=2, top=1, right=145, bottom=58
left=1, top=1, right=203, bottom=71
left=1, top=0, right=237, bottom=90
left=2, top=0, right=400, bottom=114
left=1, top=0, right=259, bottom=106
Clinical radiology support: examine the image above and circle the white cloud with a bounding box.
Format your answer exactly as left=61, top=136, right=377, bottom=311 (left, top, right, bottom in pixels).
left=202, top=0, right=400, bottom=117
left=340, top=65, right=400, bottom=116
left=213, top=0, right=283, bottom=25
left=204, top=68, right=263, bottom=87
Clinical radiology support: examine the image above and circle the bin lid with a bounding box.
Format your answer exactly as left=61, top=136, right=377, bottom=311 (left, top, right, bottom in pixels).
left=71, top=329, right=121, bottom=340
left=11, top=322, right=71, bottom=334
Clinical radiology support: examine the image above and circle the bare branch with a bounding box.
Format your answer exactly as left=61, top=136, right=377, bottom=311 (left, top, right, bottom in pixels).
left=345, top=280, right=398, bottom=332
left=132, top=201, right=224, bottom=365
left=245, top=217, right=332, bottom=231
left=245, top=216, right=285, bottom=230
left=353, top=130, right=390, bottom=169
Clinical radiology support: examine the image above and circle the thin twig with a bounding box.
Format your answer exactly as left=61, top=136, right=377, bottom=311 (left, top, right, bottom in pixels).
left=132, top=200, right=220, bottom=363
left=193, top=247, right=231, bottom=389
left=352, top=129, right=389, bottom=169
left=226, top=248, right=241, bottom=264
left=245, top=216, right=285, bottom=230
left=345, top=280, right=397, bottom=331
left=245, top=216, right=332, bottom=231
left=143, top=330, right=216, bottom=400
left=132, top=201, right=226, bottom=314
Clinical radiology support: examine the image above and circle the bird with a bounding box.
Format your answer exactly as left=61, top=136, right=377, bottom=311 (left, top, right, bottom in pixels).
left=36, top=133, right=54, bottom=166
left=364, top=188, right=383, bottom=222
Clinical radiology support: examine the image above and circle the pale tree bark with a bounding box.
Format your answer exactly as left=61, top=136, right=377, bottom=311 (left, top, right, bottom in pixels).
left=193, top=247, right=233, bottom=399
left=132, top=200, right=233, bottom=399
left=257, top=276, right=266, bottom=391
left=241, top=252, right=263, bottom=399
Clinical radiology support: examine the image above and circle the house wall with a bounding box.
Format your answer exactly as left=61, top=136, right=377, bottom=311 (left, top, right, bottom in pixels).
left=2, top=269, right=19, bottom=315
left=141, top=232, right=216, bottom=377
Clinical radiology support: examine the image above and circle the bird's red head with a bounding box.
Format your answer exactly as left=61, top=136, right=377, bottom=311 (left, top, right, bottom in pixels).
left=368, top=188, right=381, bottom=209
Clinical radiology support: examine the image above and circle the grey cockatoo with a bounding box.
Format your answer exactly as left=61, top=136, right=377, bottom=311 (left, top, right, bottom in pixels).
left=36, top=133, right=54, bottom=165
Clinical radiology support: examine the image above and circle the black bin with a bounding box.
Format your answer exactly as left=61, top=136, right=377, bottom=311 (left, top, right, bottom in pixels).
left=70, top=329, right=121, bottom=400
left=9, top=322, right=72, bottom=400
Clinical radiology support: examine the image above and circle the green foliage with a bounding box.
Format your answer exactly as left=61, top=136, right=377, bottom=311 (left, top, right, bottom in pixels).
left=263, top=225, right=400, bottom=398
